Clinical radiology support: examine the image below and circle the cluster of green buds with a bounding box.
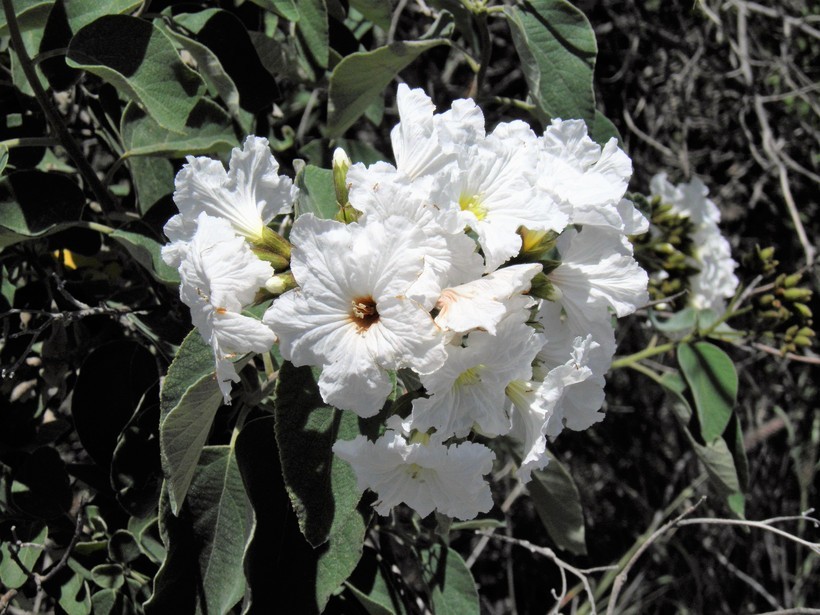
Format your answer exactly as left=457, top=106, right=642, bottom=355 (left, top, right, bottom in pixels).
left=629, top=193, right=700, bottom=303
left=752, top=250, right=815, bottom=353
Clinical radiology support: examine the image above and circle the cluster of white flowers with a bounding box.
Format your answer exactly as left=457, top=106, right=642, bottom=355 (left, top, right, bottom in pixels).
left=162, top=86, right=650, bottom=521
left=649, top=173, right=739, bottom=313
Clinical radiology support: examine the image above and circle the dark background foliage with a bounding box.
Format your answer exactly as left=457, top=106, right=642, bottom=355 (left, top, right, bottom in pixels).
left=0, top=0, right=817, bottom=613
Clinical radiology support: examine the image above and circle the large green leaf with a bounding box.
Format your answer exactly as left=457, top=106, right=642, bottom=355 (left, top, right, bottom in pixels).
left=0, top=170, right=84, bottom=248
left=0, top=0, right=53, bottom=36
left=120, top=99, right=237, bottom=159
left=504, top=0, right=597, bottom=124
left=146, top=446, right=252, bottom=615
left=327, top=38, right=449, bottom=138
left=248, top=0, right=300, bottom=22
left=110, top=229, right=180, bottom=284
left=296, top=0, right=329, bottom=69
left=420, top=544, right=479, bottom=615
left=528, top=454, right=587, bottom=555
left=677, top=342, right=738, bottom=442
left=66, top=15, right=205, bottom=133
left=274, top=362, right=362, bottom=545
left=159, top=330, right=222, bottom=515
left=660, top=372, right=745, bottom=517
left=349, top=0, right=392, bottom=30
left=164, top=9, right=279, bottom=116
left=274, top=362, right=367, bottom=609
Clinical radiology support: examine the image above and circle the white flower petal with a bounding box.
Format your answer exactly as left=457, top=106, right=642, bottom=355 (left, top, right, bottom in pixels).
left=172, top=136, right=296, bottom=241
left=435, top=263, right=541, bottom=335
left=333, top=432, right=495, bottom=520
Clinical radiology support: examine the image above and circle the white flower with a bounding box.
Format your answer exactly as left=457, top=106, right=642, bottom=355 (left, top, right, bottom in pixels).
left=548, top=226, right=649, bottom=334
left=333, top=431, right=495, bottom=520
left=434, top=263, right=541, bottom=336
left=177, top=213, right=276, bottom=403
left=436, top=133, right=567, bottom=272
left=536, top=119, right=646, bottom=234
left=507, top=301, right=616, bottom=481
left=263, top=215, right=446, bottom=417
left=346, top=166, right=483, bottom=307
left=162, top=136, right=297, bottom=266
left=650, top=173, right=738, bottom=312
left=390, top=84, right=483, bottom=182
left=408, top=311, right=543, bottom=439
left=534, top=301, right=616, bottom=434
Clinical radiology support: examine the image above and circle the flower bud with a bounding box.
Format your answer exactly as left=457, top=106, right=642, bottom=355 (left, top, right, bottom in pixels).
left=783, top=272, right=803, bottom=288
left=793, top=303, right=813, bottom=319
left=332, top=147, right=352, bottom=207
left=518, top=227, right=557, bottom=259
left=265, top=272, right=297, bottom=296
left=781, top=287, right=812, bottom=302
left=530, top=272, right=562, bottom=301
left=251, top=227, right=291, bottom=271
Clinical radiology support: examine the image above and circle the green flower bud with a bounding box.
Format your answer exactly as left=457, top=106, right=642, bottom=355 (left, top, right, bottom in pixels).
left=530, top=272, right=562, bottom=301
left=782, top=287, right=812, bottom=302
left=793, top=303, right=813, bottom=319
left=251, top=226, right=291, bottom=271
left=783, top=272, right=803, bottom=288
left=794, top=335, right=813, bottom=347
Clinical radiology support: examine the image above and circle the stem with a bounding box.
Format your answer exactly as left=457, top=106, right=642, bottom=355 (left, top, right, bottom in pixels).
left=1, top=0, right=118, bottom=213
left=72, top=220, right=116, bottom=235
left=31, top=47, right=67, bottom=65
left=474, top=9, right=492, bottom=94
left=0, top=137, right=59, bottom=149
left=611, top=342, right=675, bottom=370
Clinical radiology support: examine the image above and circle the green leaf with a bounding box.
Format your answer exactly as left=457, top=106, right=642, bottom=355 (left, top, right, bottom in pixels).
left=590, top=110, right=622, bottom=145
left=164, top=10, right=279, bottom=117
left=108, top=530, right=142, bottom=565
left=0, top=0, right=53, bottom=36
left=42, top=567, right=92, bottom=615
left=349, top=0, right=392, bottom=30
left=529, top=454, right=587, bottom=555
left=146, top=446, right=252, bottom=615
left=110, top=229, right=180, bottom=284
left=90, top=589, right=124, bottom=615
left=327, top=38, right=450, bottom=138
left=677, top=342, right=738, bottom=442
left=66, top=15, right=205, bottom=133
left=0, top=170, right=84, bottom=248
left=63, top=0, right=141, bottom=31
left=120, top=98, right=237, bottom=159
left=504, top=0, right=597, bottom=125
left=274, top=363, right=362, bottom=547
left=345, top=546, right=407, bottom=615
left=248, top=0, right=300, bottom=22
left=274, top=363, right=366, bottom=609
left=159, top=329, right=222, bottom=515
left=0, top=523, right=47, bottom=589
left=660, top=373, right=745, bottom=517
left=296, top=0, right=329, bottom=69
left=295, top=164, right=337, bottom=219
left=420, top=544, right=479, bottom=615
left=649, top=307, right=697, bottom=334
left=90, top=564, right=125, bottom=590
left=160, top=371, right=223, bottom=517
left=125, top=155, right=173, bottom=215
